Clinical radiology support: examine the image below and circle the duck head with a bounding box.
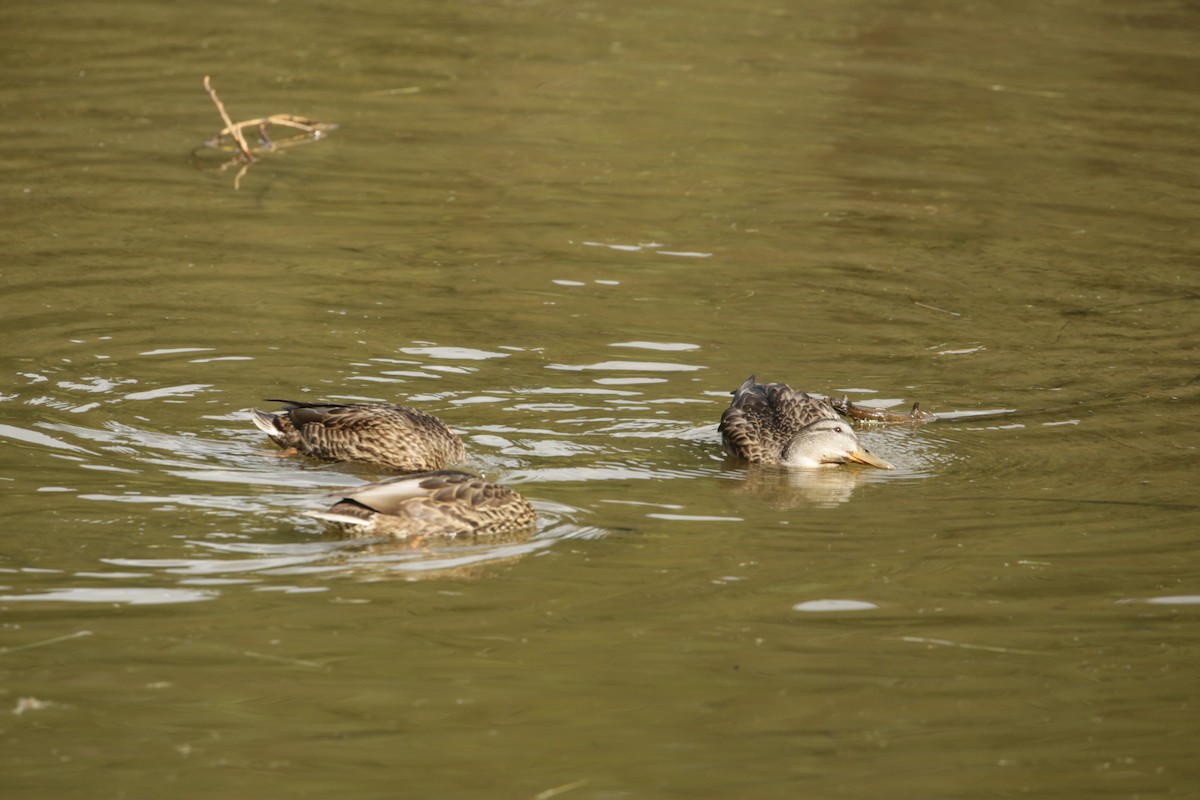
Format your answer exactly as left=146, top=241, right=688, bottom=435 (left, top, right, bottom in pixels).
left=781, top=419, right=894, bottom=469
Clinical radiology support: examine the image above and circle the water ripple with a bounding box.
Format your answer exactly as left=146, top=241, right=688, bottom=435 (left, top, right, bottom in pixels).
left=0, top=587, right=215, bottom=605
left=547, top=360, right=704, bottom=372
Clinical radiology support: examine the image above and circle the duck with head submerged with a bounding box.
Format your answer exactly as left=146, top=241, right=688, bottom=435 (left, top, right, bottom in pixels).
left=251, top=399, right=466, bottom=472
left=718, top=376, right=895, bottom=469
left=307, top=470, right=536, bottom=540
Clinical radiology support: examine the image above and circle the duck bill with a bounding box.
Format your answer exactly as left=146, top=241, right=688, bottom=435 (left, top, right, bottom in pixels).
left=846, top=448, right=894, bottom=470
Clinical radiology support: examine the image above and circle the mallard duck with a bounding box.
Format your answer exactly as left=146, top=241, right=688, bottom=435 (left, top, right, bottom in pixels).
left=718, top=376, right=894, bottom=469
left=306, top=470, right=537, bottom=539
left=251, top=399, right=466, bottom=471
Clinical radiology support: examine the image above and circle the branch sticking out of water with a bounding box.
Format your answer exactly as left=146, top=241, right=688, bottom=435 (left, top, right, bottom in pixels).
left=203, top=75, right=254, bottom=164
left=200, top=76, right=337, bottom=190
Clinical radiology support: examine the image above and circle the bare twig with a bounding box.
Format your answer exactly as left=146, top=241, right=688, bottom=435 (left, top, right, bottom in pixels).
left=215, top=113, right=333, bottom=138
left=203, top=75, right=254, bottom=163
left=911, top=296, right=961, bottom=317
left=233, top=161, right=250, bottom=191
left=198, top=77, right=337, bottom=189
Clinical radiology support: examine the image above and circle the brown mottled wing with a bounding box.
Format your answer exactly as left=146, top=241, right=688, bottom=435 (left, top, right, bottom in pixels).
left=406, top=472, right=536, bottom=538
left=718, top=379, right=773, bottom=462
left=273, top=401, right=466, bottom=471
left=763, top=382, right=840, bottom=430
left=336, top=471, right=536, bottom=539
left=718, top=377, right=840, bottom=464
left=336, top=470, right=462, bottom=514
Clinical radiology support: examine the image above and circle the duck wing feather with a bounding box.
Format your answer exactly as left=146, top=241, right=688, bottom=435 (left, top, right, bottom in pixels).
left=322, top=470, right=536, bottom=539
left=260, top=399, right=465, bottom=471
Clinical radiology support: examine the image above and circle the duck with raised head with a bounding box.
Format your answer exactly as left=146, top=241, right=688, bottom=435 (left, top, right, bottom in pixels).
left=251, top=399, right=466, bottom=472
left=718, top=376, right=894, bottom=469
left=307, top=470, right=536, bottom=539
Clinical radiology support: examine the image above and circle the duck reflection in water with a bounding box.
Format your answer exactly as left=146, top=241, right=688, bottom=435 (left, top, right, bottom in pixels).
left=722, top=463, right=865, bottom=508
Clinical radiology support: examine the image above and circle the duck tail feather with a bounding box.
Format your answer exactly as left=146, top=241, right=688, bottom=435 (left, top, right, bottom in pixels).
left=250, top=409, right=282, bottom=436
left=731, top=375, right=759, bottom=401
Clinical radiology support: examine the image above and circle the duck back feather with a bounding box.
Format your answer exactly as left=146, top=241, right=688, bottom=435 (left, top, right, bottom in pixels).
left=308, top=470, right=536, bottom=539
left=252, top=399, right=466, bottom=471
left=718, top=376, right=842, bottom=464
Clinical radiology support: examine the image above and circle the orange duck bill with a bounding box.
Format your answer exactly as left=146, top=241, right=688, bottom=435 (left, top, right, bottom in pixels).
left=844, top=448, right=894, bottom=470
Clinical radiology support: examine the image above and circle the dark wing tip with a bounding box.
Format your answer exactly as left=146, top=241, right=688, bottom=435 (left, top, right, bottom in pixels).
left=264, top=398, right=303, bottom=408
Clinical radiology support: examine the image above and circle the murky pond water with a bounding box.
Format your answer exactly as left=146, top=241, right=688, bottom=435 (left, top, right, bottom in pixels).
left=3, top=1, right=1199, bottom=797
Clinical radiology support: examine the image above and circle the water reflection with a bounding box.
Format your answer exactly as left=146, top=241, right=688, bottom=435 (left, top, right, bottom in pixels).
left=580, top=240, right=713, bottom=258
left=0, top=587, right=216, bottom=605
left=594, top=377, right=667, bottom=385
left=1119, top=595, right=1200, bottom=606
left=0, top=423, right=95, bottom=454
left=399, top=345, right=511, bottom=361
left=793, top=599, right=880, bottom=612
left=610, top=341, right=701, bottom=352
left=546, top=360, right=705, bottom=372
left=721, top=463, right=867, bottom=508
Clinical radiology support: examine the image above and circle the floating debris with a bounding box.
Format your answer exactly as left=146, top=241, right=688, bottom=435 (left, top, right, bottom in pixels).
left=199, top=75, right=337, bottom=190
